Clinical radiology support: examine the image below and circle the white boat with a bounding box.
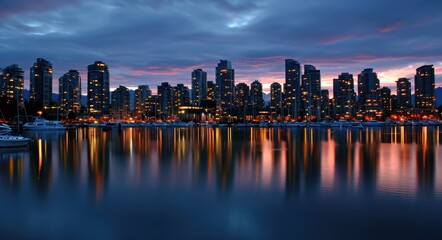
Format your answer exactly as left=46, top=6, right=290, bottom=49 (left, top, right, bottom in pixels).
left=0, top=135, right=32, bottom=148
left=0, top=124, right=31, bottom=147
left=23, top=117, right=66, bottom=130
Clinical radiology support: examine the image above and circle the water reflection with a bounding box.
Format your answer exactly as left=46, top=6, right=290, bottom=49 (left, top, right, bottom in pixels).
left=5, top=127, right=438, bottom=201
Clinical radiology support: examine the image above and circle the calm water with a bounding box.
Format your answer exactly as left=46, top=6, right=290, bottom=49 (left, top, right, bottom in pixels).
left=1, top=126, right=442, bottom=239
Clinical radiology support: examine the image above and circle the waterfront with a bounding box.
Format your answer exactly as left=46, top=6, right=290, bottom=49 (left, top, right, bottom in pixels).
left=1, top=126, right=442, bottom=239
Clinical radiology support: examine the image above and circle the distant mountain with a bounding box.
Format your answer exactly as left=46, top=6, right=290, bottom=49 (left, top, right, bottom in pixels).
left=24, top=90, right=61, bottom=103
left=82, top=95, right=87, bottom=106
left=263, top=92, right=270, bottom=105
left=24, top=89, right=29, bottom=100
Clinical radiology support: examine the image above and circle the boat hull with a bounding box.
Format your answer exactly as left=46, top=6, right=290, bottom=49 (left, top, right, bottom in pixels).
left=0, top=136, right=31, bottom=148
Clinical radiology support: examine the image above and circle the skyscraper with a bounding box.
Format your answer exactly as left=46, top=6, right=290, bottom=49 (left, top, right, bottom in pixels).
left=396, top=78, right=411, bottom=112
left=59, top=70, right=81, bottom=118
left=1, top=64, right=24, bottom=106
left=174, top=83, right=190, bottom=114
left=30, top=58, right=53, bottom=108
left=250, top=80, right=264, bottom=117
left=284, top=59, right=301, bottom=118
left=206, top=81, right=216, bottom=101
left=145, top=95, right=159, bottom=118
left=301, top=64, right=321, bottom=120
left=191, top=69, right=207, bottom=106
left=270, top=82, right=282, bottom=117
left=358, top=68, right=380, bottom=117
left=158, top=82, right=173, bottom=119
left=380, top=87, right=392, bottom=115
left=134, top=85, right=152, bottom=118
left=333, top=73, right=356, bottom=119
left=415, top=65, right=435, bottom=110
left=111, top=85, right=130, bottom=120
left=234, top=83, right=249, bottom=121
left=215, top=60, right=235, bottom=121
left=320, top=89, right=330, bottom=120
left=87, top=61, right=110, bottom=117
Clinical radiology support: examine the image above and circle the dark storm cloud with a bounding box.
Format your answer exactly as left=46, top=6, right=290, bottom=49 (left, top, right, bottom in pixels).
left=1, top=0, right=442, bottom=92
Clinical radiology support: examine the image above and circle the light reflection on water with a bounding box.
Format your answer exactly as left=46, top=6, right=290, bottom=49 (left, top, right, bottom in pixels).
left=0, top=126, right=441, bottom=239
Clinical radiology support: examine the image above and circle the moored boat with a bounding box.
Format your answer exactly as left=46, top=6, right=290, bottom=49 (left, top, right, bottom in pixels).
left=23, top=117, right=66, bottom=130
left=0, top=135, right=32, bottom=148
left=0, top=124, right=32, bottom=147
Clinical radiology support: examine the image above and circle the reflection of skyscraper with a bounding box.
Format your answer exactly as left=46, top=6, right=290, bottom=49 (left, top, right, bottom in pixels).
left=87, top=128, right=109, bottom=201
left=333, top=129, right=356, bottom=190
left=87, top=61, right=110, bottom=117
left=284, top=59, right=301, bottom=118
left=191, top=69, right=207, bottom=106
left=59, top=129, right=82, bottom=184
left=215, top=60, right=235, bottom=121
left=333, top=73, right=356, bottom=119
left=416, top=128, right=435, bottom=197
left=59, top=70, right=81, bottom=118
left=396, top=78, right=411, bottom=113
left=270, top=82, right=282, bottom=117
left=415, top=65, right=435, bottom=111
left=359, top=130, right=380, bottom=194
left=285, top=128, right=321, bottom=196
left=30, top=58, right=53, bottom=108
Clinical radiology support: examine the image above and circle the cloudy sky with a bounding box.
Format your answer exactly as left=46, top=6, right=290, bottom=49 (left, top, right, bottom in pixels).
left=1, top=0, right=442, bottom=95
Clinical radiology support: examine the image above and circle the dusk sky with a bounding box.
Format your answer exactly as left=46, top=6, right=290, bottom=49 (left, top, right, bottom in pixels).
left=1, top=0, right=442, bottom=95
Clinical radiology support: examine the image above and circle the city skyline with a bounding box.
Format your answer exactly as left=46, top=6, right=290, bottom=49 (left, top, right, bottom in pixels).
left=1, top=0, right=442, bottom=94
left=1, top=58, right=440, bottom=97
